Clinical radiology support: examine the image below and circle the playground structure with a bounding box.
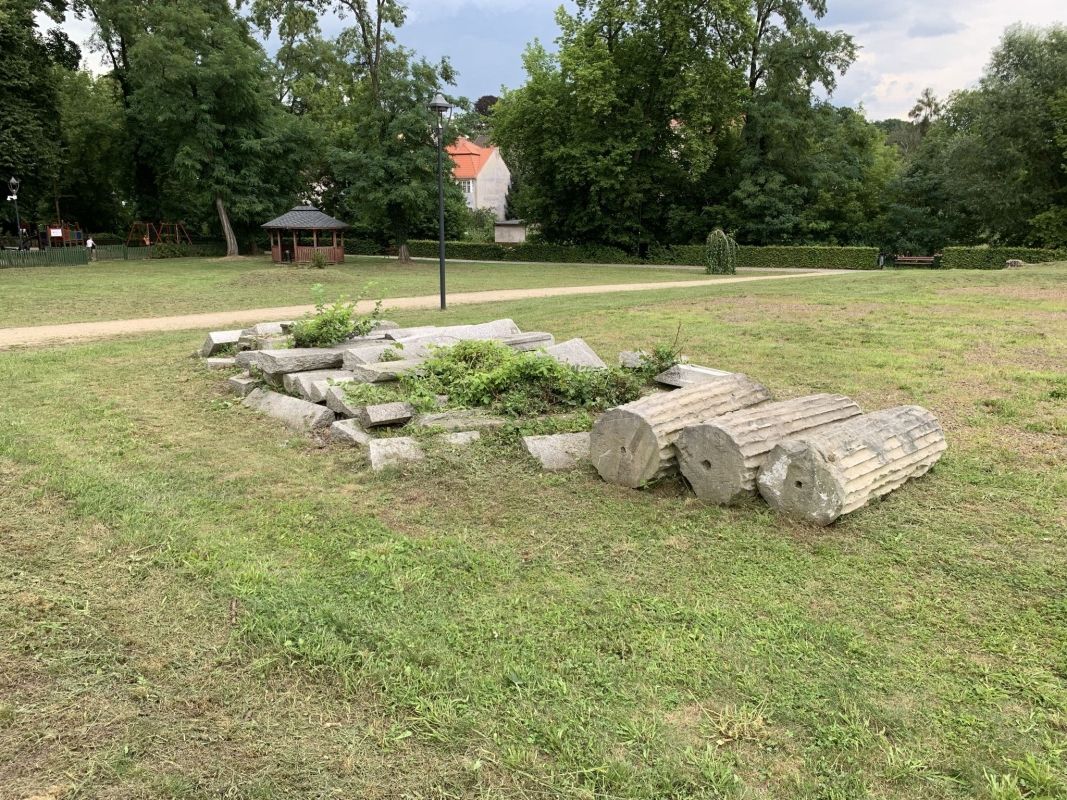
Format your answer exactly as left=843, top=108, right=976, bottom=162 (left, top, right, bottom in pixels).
left=126, top=221, right=192, bottom=247
left=41, top=221, right=84, bottom=248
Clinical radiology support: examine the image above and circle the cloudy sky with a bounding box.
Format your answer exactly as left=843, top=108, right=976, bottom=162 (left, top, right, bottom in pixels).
left=54, top=0, right=1064, bottom=120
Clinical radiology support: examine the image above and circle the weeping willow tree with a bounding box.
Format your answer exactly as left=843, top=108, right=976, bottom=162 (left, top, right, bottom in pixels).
left=705, top=228, right=739, bottom=274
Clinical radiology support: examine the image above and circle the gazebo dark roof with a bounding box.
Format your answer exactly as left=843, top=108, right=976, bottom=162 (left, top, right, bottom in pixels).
left=262, top=205, right=349, bottom=230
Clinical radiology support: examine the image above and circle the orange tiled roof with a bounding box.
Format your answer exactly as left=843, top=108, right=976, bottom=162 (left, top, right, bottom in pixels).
left=447, top=137, right=495, bottom=180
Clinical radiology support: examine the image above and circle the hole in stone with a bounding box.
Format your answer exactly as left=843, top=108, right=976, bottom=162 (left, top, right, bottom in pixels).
left=701, top=460, right=712, bottom=470
left=794, top=480, right=804, bottom=489
left=620, top=446, right=628, bottom=454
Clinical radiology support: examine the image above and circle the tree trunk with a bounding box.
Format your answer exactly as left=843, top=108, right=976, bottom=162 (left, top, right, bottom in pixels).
left=397, top=242, right=411, bottom=262
left=677, top=394, right=862, bottom=505
left=590, top=374, right=772, bottom=488
left=216, top=195, right=239, bottom=257
left=756, top=406, right=947, bottom=526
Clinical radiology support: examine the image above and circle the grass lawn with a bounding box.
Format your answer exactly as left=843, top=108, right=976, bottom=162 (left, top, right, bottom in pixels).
left=1, top=263, right=1064, bottom=799
left=0, top=255, right=725, bottom=328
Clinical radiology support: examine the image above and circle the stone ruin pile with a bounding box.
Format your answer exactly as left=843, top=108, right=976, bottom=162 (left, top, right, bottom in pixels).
left=201, top=318, right=946, bottom=526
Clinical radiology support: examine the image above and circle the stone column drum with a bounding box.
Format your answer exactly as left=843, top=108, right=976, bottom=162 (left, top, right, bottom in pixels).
left=677, top=394, right=862, bottom=505
left=590, top=374, right=772, bottom=488
left=756, top=405, right=947, bottom=526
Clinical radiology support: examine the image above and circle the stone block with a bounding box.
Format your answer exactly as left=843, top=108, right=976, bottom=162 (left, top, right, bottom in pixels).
left=523, top=432, right=591, bottom=471
left=200, top=330, right=242, bottom=358
left=324, top=385, right=361, bottom=418
left=256, top=348, right=344, bottom=374
left=498, top=332, right=555, bottom=351
left=357, top=402, right=415, bottom=429
left=204, top=357, right=237, bottom=370
left=544, top=338, right=607, bottom=369
left=349, top=359, right=423, bottom=383
left=342, top=343, right=405, bottom=368
left=369, top=437, right=425, bottom=471
left=329, top=419, right=373, bottom=448
left=227, top=375, right=258, bottom=397
left=618, top=350, right=648, bottom=369
left=413, top=410, right=507, bottom=431
left=235, top=350, right=261, bottom=370
left=242, top=388, right=335, bottom=432
left=654, top=364, right=734, bottom=388
left=282, top=370, right=355, bottom=401
left=442, top=431, right=481, bottom=447
left=309, top=375, right=356, bottom=404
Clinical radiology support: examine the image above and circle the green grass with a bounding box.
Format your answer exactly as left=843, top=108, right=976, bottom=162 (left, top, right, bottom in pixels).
left=1, top=263, right=1065, bottom=798
left=0, top=255, right=717, bottom=328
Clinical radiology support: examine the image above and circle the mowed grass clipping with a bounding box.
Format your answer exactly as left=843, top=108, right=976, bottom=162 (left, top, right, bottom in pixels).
left=0, top=255, right=720, bottom=328
left=0, top=264, right=1065, bottom=799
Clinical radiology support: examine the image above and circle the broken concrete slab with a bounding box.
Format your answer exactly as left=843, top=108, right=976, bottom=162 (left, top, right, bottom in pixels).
left=369, top=437, right=425, bottom=470
left=227, top=375, right=258, bottom=397
left=413, top=410, right=507, bottom=431
left=544, top=338, right=607, bottom=369
left=242, top=388, right=335, bottom=432
left=200, top=330, right=242, bottom=358
left=523, top=432, right=591, bottom=471
left=348, top=359, right=423, bottom=383
left=654, top=363, right=733, bottom=388
left=282, top=370, right=355, bottom=401
left=204, top=357, right=237, bottom=370
left=329, top=419, right=373, bottom=448
left=357, top=402, right=415, bottom=429
left=256, top=348, right=344, bottom=374
left=442, top=431, right=481, bottom=447
left=324, top=385, right=361, bottom=418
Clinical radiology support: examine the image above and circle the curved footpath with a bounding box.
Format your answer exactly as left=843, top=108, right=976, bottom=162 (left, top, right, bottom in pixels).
left=0, top=270, right=849, bottom=349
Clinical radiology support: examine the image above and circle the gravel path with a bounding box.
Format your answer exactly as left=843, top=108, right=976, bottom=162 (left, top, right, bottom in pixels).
left=0, top=271, right=849, bottom=349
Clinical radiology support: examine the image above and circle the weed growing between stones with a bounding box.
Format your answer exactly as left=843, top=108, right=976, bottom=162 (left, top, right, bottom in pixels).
left=290, top=283, right=383, bottom=348
left=400, top=340, right=645, bottom=417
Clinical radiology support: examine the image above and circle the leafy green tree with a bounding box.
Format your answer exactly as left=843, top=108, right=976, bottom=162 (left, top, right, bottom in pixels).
left=0, top=0, right=77, bottom=233
left=908, top=88, right=943, bottom=137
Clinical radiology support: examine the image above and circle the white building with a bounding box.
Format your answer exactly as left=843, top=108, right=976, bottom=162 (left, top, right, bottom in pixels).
left=447, top=137, right=511, bottom=221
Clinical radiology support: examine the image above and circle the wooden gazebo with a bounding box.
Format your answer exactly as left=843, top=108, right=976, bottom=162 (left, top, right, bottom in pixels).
left=262, top=205, right=348, bottom=264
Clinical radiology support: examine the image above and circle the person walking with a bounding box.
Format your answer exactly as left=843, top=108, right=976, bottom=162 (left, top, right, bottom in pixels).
left=85, top=235, right=96, bottom=262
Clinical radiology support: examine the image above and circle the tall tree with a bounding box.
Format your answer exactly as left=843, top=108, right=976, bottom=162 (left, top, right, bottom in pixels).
left=908, top=87, right=942, bottom=137
left=0, top=0, right=78, bottom=233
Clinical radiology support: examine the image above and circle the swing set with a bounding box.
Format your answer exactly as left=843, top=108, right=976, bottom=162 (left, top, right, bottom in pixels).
left=125, top=221, right=192, bottom=247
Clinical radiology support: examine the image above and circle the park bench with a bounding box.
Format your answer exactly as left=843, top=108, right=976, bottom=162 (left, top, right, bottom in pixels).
left=892, top=255, right=939, bottom=268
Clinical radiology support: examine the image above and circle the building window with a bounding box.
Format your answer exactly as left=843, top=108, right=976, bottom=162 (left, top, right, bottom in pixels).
left=458, top=179, right=474, bottom=194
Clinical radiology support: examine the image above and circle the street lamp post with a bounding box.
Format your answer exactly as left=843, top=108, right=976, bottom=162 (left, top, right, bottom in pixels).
left=429, top=93, right=451, bottom=311
left=7, top=177, right=21, bottom=251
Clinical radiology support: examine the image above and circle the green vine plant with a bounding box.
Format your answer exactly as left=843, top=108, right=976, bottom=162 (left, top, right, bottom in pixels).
left=705, top=228, right=739, bottom=275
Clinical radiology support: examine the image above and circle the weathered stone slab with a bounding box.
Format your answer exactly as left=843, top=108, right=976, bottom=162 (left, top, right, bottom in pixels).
left=227, top=375, right=258, bottom=397
left=253, top=335, right=290, bottom=350
left=498, top=332, right=554, bottom=351
left=544, top=338, right=607, bottom=369
left=256, top=348, right=344, bottom=374
left=282, top=370, right=355, bottom=401
left=372, top=319, right=400, bottom=331
left=309, top=375, right=356, bottom=404
left=383, top=325, right=441, bottom=341
left=757, top=405, right=947, bottom=526
left=249, top=321, right=291, bottom=336
left=590, top=374, right=772, bottom=487
left=349, top=359, right=423, bottom=383
left=442, top=431, right=481, bottom=447
left=235, top=350, right=261, bottom=370
left=618, top=350, right=648, bottom=369
left=357, top=402, right=415, bottom=429
left=200, top=330, right=242, bottom=358
left=384, top=319, right=522, bottom=342
left=342, top=343, right=407, bottom=368
left=242, top=388, right=335, bottom=432
left=369, top=437, right=425, bottom=470
left=204, top=357, right=237, bottom=370
left=413, top=410, right=507, bottom=431
left=324, top=385, right=361, bottom=418
left=523, top=432, right=591, bottom=471
left=654, top=364, right=733, bottom=388
left=228, top=377, right=259, bottom=398
left=329, top=419, right=373, bottom=448
left=677, top=394, right=862, bottom=505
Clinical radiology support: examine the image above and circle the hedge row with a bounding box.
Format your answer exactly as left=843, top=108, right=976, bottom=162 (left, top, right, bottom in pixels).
left=402, top=241, right=883, bottom=269
left=940, top=247, right=1067, bottom=269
